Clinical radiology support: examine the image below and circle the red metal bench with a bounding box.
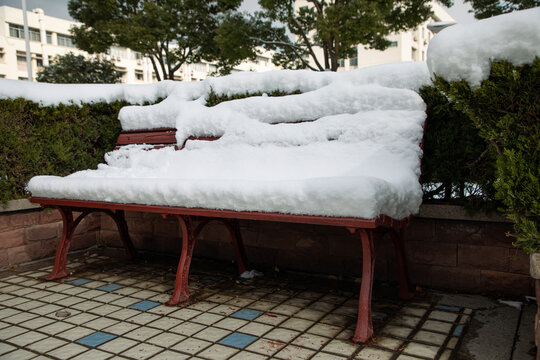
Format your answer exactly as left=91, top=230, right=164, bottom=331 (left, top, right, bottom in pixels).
left=30, top=127, right=414, bottom=343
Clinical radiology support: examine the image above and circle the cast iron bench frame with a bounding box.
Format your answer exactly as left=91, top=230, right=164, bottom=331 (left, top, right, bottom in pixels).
left=30, top=127, right=414, bottom=343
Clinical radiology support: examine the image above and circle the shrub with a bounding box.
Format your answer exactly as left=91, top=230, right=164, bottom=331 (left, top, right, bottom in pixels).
left=419, top=85, right=497, bottom=206
left=0, top=99, right=125, bottom=204
left=434, top=58, right=539, bottom=253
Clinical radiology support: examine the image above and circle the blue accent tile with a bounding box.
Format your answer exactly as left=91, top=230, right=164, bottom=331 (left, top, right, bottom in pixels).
left=453, top=324, right=464, bottom=337
left=76, top=332, right=116, bottom=347
left=219, top=332, right=257, bottom=349
left=97, top=283, right=124, bottom=292
left=435, top=305, right=460, bottom=312
left=128, top=300, right=160, bottom=311
left=68, top=278, right=91, bottom=286
left=231, top=309, right=263, bottom=321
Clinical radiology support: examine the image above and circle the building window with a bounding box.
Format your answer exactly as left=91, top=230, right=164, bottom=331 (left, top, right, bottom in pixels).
left=338, top=59, right=345, bottom=68
left=390, top=41, right=398, bottom=47
left=349, top=56, right=358, bottom=66
left=0, top=74, right=5, bottom=78
left=9, top=24, right=41, bottom=41
left=17, top=51, right=27, bottom=71
left=46, top=31, right=53, bottom=44
left=135, top=70, right=144, bottom=81
left=0, top=48, right=5, bottom=62
left=35, top=54, right=43, bottom=68
left=57, top=34, right=76, bottom=48
left=132, top=51, right=143, bottom=60
left=29, top=28, right=40, bottom=42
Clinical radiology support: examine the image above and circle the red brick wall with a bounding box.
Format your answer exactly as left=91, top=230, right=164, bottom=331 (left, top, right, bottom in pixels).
left=98, top=207, right=533, bottom=296
left=0, top=207, right=100, bottom=268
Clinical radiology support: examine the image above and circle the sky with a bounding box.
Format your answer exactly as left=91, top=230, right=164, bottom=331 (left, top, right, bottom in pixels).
left=0, top=0, right=476, bottom=24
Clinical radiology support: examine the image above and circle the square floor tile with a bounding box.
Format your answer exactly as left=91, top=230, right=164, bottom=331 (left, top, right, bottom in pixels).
left=403, top=342, right=440, bottom=358
left=172, top=337, right=212, bottom=355
left=121, top=343, right=163, bottom=359
left=8, top=331, right=47, bottom=347
left=76, top=331, right=117, bottom=347
left=253, top=312, right=287, bottom=326
left=149, top=350, right=190, bottom=360
left=231, top=309, right=263, bottom=321
left=214, top=317, right=248, bottom=331
left=219, top=332, right=258, bottom=349
left=98, top=337, right=138, bottom=354
left=229, top=351, right=268, bottom=360
left=355, top=347, right=394, bottom=360
left=275, top=344, right=316, bottom=360
left=85, top=317, right=119, bottom=331
left=322, top=339, right=358, bottom=357
left=147, top=316, right=183, bottom=330
left=194, top=326, right=231, bottom=342
left=209, top=304, right=241, bottom=316
left=238, top=322, right=273, bottom=337
left=265, top=328, right=300, bottom=342
left=147, top=332, right=186, bottom=347
left=198, top=344, right=239, bottom=360
left=58, top=326, right=95, bottom=341
left=422, top=320, right=453, bottom=333
left=67, top=278, right=92, bottom=286
left=108, top=308, right=140, bottom=320
left=129, top=312, right=162, bottom=325
left=414, top=330, right=448, bottom=345
left=40, top=321, right=76, bottom=335
left=103, top=321, right=140, bottom=336
left=281, top=317, right=314, bottom=332
left=125, top=326, right=162, bottom=341
left=246, top=338, right=286, bottom=356
left=0, top=343, right=16, bottom=356
left=430, top=310, right=459, bottom=322
left=0, top=349, right=35, bottom=360
left=128, top=300, right=160, bottom=311
left=189, top=301, right=219, bottom=312
left=435, top=305, right=460, bottom=312
left=192, top=312, right=224, bottom=325
left=97, top=283, right=125, bottom=292
left=28, top=337, right=67, bottom=353
left=170, top=322, right=206, bottom=336
left=71, top=348, right=113, bottom=360
left=292, top=333, right=329, bottom=350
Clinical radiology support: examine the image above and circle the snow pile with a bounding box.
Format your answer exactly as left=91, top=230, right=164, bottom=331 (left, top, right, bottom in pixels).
left=118, top=62, right=430, bottom=130
left=0, top=79, right=178, bottom=106
left=27, top=62, right=429, bottom=219
left=427, top=7, right=540, bottom=86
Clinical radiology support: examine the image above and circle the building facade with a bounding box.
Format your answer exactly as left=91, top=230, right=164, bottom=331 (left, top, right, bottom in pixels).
left=0, top=5, right=277, bottom=83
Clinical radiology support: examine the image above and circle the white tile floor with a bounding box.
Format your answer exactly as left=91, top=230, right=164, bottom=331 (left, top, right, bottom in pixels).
left=0, top=253, right=471, bottom=359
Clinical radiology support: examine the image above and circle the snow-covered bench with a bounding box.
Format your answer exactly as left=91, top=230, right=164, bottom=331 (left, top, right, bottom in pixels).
left=27, top=63, right=429, bottom=342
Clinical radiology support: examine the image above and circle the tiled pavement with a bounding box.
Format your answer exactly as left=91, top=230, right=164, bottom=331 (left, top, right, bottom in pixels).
left=0, top=253, right=472, bottom=360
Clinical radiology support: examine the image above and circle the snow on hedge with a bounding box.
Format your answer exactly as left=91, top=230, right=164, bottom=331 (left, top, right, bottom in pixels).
left=0, top=78, right=178, bottom=106
left=27, top=62, right=429, bottom=219
left=427, top=7, right=540, bottom=86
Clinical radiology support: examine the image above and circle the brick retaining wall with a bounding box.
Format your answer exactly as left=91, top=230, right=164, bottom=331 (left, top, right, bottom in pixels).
left=0, top=201, right=532, bottom=296
left=0, top=201, right=100, bottom=268
left=98, top=205, right=533, bottom=296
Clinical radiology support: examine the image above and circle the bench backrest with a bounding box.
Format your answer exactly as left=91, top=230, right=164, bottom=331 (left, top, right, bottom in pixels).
left=116, top=129, right=219, bottom=150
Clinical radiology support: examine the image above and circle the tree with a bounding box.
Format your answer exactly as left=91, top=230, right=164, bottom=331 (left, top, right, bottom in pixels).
left=36, top=53, right=121, bottom=83
left=464, top=0, right=539, bottom=19
left=251, top=0, right=452, bottom=71
left=68, top=0, right=246, bottom=80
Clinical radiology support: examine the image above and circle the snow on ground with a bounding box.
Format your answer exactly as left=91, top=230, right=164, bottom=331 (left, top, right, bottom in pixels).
left=26, top=62, right=429, bottom=219
left=427, top=7, right=540, bottom=87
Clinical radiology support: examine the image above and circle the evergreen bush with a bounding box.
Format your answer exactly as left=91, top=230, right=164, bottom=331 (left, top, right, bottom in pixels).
left=434, top=58, right=539, bottom=253
left=0, top=99, right=125, bottom=204
left=419, top=85, right=497, bottom=206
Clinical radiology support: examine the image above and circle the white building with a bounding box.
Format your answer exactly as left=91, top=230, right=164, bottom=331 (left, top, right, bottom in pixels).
left=0, top=5, right=277, bottom=83
left=294, top=0, right=454, bottom=71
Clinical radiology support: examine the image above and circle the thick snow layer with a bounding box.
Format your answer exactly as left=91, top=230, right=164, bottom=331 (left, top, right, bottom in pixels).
left=0, top=79, right=177, bottom=106
left=427, top=7, right=540, bottom=86
left=118, top=62, right=430, bottom=130
left=27, top=63, right=428, bottom=219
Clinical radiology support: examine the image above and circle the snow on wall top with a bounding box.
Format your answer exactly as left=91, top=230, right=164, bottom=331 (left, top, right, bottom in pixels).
left=0, top=78, right=178, bottom=106
left=26, top=62, right=429, bottom=219
left=427, top=7, right=540, bottom=87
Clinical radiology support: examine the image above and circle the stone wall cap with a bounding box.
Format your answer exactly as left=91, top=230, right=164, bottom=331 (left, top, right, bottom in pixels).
left=417, top=203, right=511, bottom=223
left=530, top=253, right=540, bottom=279
left=0, top=199, right=41, bottom=213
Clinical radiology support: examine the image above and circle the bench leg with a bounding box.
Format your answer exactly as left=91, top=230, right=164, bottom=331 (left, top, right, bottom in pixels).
left=225, top=219, right=251, bottom=274
left=389, top=230, right=413, bottom=300
left=46, top=207, right=90, bottom=280
left=103, top=210, right=138, bottom=259
left=168, top=215, right=196, bottom=305
left=353, top=229, right=376, bottom=343
left=194, top=218, right=251, bottom=275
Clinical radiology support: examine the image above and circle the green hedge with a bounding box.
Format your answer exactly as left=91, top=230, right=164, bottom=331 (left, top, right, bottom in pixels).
left=419, top=85, right=497, bottom=206
left=434, top=58, right=539, bottom=253
left=0, top=99, right=125, bottom=204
